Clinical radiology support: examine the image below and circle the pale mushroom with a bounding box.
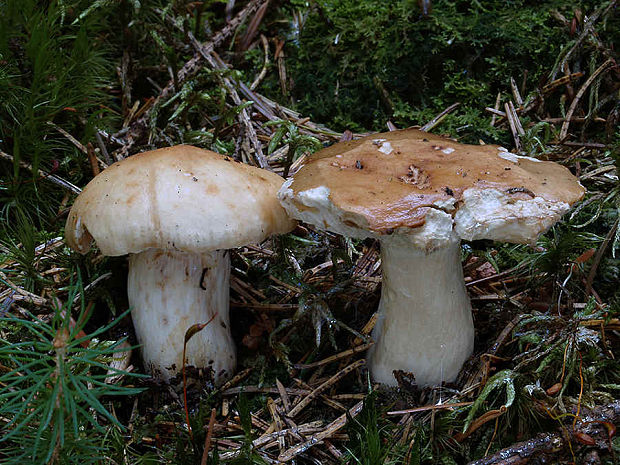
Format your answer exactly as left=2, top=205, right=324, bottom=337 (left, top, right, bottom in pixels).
left=278, top=128, right=584, bottom=386
left=65, top=145, right=296, bottom=382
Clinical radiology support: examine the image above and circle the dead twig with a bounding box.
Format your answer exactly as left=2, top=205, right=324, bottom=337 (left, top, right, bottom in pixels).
left=293, top=342, right=373, bottom=369
left=0, top=150, right=81, bottom=195
left=420, top=102, right=460, bottom=132
left=200, top=408, right=217, bottom=465
left=559, top=58, right=615, bottom=140
left=504, top=101, right=524, bottom=150
left=467, top=401, right=620, bottom=465
left=288, top=359, right=365, bottom=418
left=277, top=400, right=365, bottom=462
left=250, top=35, right=270, bottom=91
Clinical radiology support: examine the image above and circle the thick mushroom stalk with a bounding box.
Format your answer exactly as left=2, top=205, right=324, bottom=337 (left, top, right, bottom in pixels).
left=368, top=236, right=473, bottom=386
left=128, top=248, right=234, bottom=381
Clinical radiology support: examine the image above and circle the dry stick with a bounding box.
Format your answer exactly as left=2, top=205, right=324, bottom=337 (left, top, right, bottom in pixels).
left=47, top=121, right=88, bottom=154
left=485, top=107, right=506, bottom=118
left=86, top=143, right=101, bottom=176
left=222, top=386, right=310, bottom=396
left=277, top=400, right=365, bottom=462
left=508, top=101, right=524, bottom=135
left=293, top=378, right=348, bottom=412
left=276, top=378, right=292, bottom=412
left=94, top=131, right=113, bottom=165
left=562, top=141, right=607, bottom=149
left=352, top=312, right=379, bottom=346
left=267, top=398, right=286, bottom=454
left=250, top=35, right=270, bottom=90
left=287, top=359, right=365, bottom=418
left=509, top=77, right=523, bottom=107
left=541, top=72, right=584, bottom=94
left=275, top=38, right=289, bottom=98
left=504, top=101, right=523, bottom=151
left=200, top=408, right=217, bottom=465
left=218, top=367, right=253, bottom=393
left=230, top=302, right=298, bottom=312
left=0, top=271, right=47, bottom=306
left=0, top=150, right=81, bottom=195
left=387, top=401, right=473, bottom=416
left=559, top=58, right=615, bottom=140
left=121, top=0, right=267, bottom=145
left=219, top=421, right=324, bottom=460
left=420, top=102, right=460, bottom=132
left=468, top=401, right=620, bottom=465
left=293, top=342, right=374, bottom=369
left=490, top=92, right=501, bottom=126
left=579, top=164, right=616, bottom=181
left=543, top=116, right=607, bottom=124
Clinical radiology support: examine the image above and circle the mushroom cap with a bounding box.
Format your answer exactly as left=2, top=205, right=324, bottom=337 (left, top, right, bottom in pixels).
left=66, top=145, right=296, bottom=256
left=278, top=128, right=585, bottom=247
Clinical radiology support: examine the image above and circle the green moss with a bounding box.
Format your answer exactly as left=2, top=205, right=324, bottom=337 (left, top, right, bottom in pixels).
left=284, top=0, right=619, bottom=139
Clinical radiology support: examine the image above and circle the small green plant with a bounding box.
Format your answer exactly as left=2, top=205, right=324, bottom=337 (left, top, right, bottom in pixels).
left=344, top=390, right=402, bottom=465
left=0, top=276, right=144, bottom=464
left=265, top=119, right=322, bottom=176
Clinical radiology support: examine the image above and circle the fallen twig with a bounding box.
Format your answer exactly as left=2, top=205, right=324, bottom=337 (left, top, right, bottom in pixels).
left=559, top=58, right=616, bottom=140
left=467, top=401, right=620, bottom=465
left=0, top=150, right=81, bottom=195
left=278, top=399, right=365, bottom=462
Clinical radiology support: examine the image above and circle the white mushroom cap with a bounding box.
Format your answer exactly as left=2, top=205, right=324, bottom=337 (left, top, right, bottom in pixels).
left=66, top=145, right=296, bottom=255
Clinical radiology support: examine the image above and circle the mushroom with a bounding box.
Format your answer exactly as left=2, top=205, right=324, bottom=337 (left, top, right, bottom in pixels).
left=65, top=145, right=296, bottom=382
left=278, top=128, right=584, bottom=386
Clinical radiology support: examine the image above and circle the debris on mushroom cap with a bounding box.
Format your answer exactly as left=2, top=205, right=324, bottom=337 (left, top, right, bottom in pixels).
left=65, top=145, right=296, bottom=256
left=278, top=128, right=585, bottom=246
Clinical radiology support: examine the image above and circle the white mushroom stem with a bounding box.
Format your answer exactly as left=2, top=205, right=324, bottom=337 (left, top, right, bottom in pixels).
left=367, top=236, right=474, bottom=387
left=127, top=248, right=235, bottom=383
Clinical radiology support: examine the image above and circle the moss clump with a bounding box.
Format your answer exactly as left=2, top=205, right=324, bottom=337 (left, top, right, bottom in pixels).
left=285, top=0, right=619, bottom=139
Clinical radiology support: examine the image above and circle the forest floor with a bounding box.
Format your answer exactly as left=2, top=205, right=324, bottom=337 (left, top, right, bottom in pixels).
left=0, top=1, right=619, bottom=464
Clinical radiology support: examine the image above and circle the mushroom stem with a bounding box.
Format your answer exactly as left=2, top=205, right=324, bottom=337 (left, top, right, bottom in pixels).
left=367, top=237, right=474, bottom=386
left=127, top=248, right=235, bottom=383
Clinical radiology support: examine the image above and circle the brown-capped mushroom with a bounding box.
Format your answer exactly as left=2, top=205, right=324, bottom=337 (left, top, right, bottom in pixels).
left=278, top=128, right=584, bottom=386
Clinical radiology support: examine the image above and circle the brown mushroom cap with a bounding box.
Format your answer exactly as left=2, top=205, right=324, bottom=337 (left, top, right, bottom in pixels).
left=279, top=128, right=585, bottom=244
left=66, top=145, right=296, bottom=256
